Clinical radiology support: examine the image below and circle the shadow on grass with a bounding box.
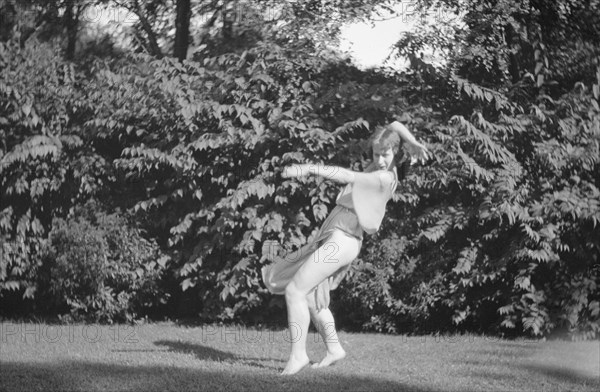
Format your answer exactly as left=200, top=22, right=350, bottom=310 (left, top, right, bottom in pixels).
left=0, top=360, right=440, bottom=392
left=154, top=340, right=239, bottom=361
left=461, top=346, right=599, bottom=390
left=153, top=339, right=284, bottom=370
left=522, top=363, right=600, bottom=387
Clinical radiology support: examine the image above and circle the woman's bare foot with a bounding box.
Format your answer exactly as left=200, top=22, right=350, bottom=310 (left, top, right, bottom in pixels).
left=281, top=354, right=310, bottom=375
left=311, top=348, right=346, bottom=368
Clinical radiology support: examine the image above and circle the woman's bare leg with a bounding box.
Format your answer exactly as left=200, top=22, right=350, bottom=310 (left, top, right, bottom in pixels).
left=281, top=231, right=360, bottom=375
left=308, top=306, right=346, bottom=368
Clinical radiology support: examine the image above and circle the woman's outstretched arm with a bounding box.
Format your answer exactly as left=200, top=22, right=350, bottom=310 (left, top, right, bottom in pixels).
left=282, top=163, right=396, bottom=190
left=282, top=163, right=356, bottom=183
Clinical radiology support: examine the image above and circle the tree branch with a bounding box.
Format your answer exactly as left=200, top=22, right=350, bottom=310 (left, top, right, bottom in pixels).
left=116, top=0, right=163, bottom=58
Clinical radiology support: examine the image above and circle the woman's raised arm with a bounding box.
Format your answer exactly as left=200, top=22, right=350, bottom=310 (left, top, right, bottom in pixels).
left=387, top=121, right=430, bottom=164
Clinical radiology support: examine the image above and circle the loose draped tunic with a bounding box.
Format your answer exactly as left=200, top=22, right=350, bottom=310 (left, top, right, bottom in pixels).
left=261, top=167, right=398, bottom=310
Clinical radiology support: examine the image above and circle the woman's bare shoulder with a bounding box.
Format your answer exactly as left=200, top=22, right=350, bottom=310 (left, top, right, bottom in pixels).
left=377, top=170, right=396, bottom=189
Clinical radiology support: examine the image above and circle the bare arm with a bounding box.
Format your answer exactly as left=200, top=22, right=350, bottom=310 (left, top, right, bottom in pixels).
left=387, top=121, right=430, bottom=164
left=282, top=163, right=355, bottom=183
left=282, top=163, right=396, bottom=191
left=388, top=121, right=418, bottom=144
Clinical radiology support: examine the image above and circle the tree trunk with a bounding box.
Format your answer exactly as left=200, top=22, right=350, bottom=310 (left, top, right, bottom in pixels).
left=174, top=0, right=191, bottom=61
left=0, top=0, right=17, bottom=42
left=64, top=1, right=78, bottom=60
left=222, top=6, right=233, bottom=42
left=137, top=13, right=163, bottom=58
left=504, top=24, right=521, bottom=84
left=131, top=0, right=163, bottom=58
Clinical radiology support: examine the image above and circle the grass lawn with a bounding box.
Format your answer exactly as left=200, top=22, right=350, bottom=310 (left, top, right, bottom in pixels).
left=0, top=322, right=598, bottom=391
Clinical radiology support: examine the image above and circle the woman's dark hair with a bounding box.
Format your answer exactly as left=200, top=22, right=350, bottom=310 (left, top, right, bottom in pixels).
left=397, top=160, right=410, bottom=181
left=369, top=125, right=403, bottom=154
left=369, top=125, right=409, bottom=180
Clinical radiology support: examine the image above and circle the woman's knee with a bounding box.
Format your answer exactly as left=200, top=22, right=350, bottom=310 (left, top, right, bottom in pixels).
left=285, top=280, right=305, bottom=301
left=306, top=292, right=318, bottom=311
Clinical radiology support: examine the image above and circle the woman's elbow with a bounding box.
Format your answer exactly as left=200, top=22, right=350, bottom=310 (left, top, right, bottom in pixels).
left=338, top=169, right=355, bottom=184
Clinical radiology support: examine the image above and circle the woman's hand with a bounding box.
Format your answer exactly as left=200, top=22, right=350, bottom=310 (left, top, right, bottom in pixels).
left=282, top=164, right=312, bottom=178
left=387, top=121, right=430, bottom=164
left=404, top=140, right=430, bottom=165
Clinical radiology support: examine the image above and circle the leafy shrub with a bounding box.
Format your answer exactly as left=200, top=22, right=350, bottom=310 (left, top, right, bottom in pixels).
left=0, top=38, right=103, bottom=303
left=334, top=1, right=600, bottom=339
left=87, top=35, right=599, bottom=339
left=84, top=44, right=371, bottom=322
left=2, top=5, right=598, bottom=340
left=37, top=202, right=169, bottom=322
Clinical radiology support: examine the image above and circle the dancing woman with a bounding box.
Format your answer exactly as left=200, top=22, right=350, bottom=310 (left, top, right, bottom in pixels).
left=262, top=121, right=429, bottom=375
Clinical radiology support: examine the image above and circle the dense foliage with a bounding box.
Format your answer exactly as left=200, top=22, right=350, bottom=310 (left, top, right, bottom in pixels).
left=335, top=0, right=600, bottom=339
left=0, top=0, right=598, bottom=338
left=36, top=202, right=169, bottom=322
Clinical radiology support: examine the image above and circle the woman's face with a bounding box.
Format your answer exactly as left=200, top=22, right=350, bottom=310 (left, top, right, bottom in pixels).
left=372, top=143, right=395, bottom=171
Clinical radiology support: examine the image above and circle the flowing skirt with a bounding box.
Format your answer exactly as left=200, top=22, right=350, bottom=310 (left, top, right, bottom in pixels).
left=261, top=205, right=363, bottom=310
